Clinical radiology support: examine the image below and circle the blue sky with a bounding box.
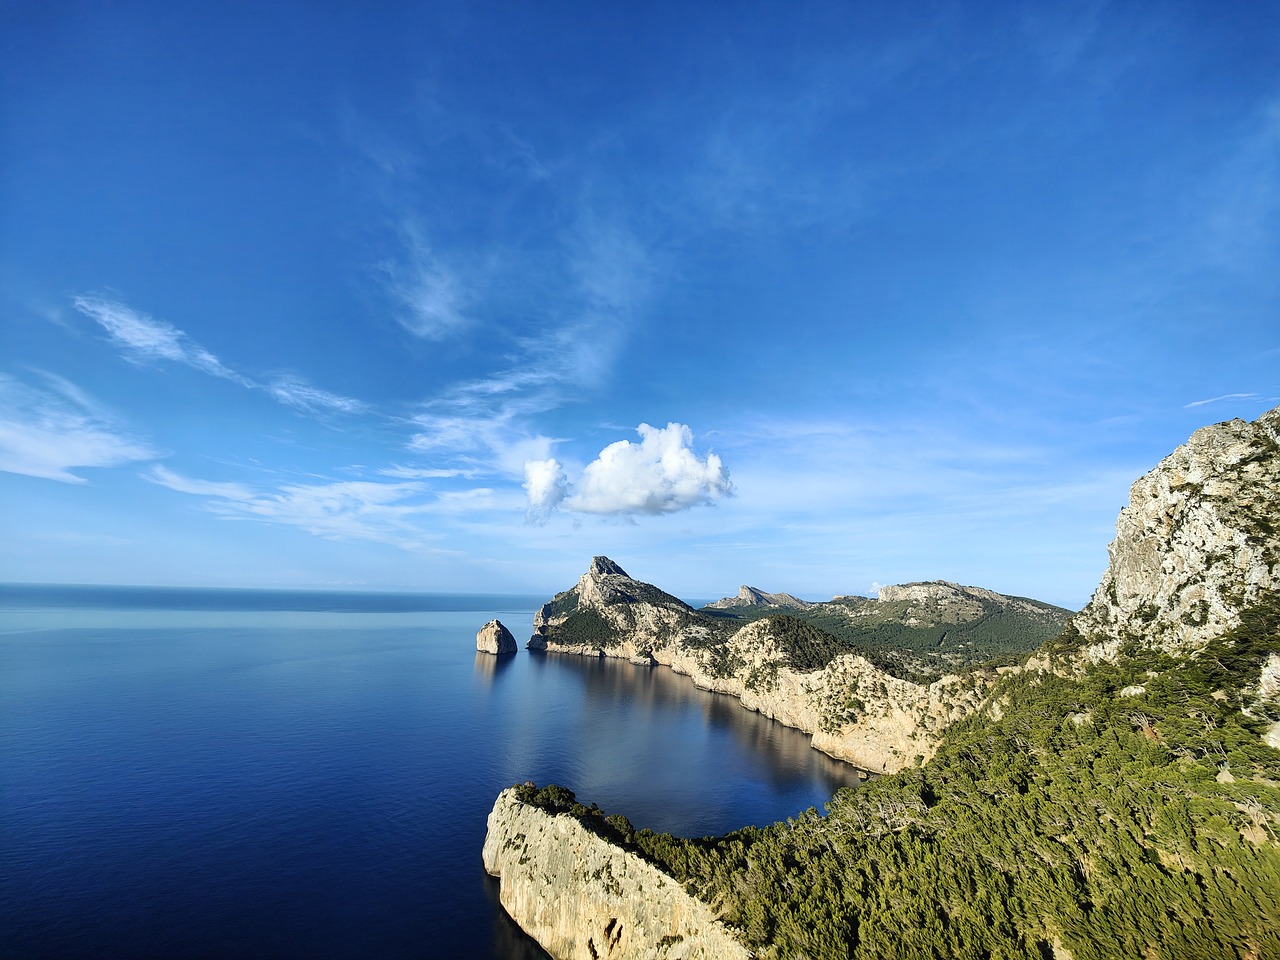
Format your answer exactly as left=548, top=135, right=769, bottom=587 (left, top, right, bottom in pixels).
left=2, top=1, right=1277, bottom=607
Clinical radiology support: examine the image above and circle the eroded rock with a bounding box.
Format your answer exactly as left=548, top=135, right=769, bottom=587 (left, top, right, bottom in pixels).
left=482, top=788, right=750, bottom=960
left=476, top=619, right=518, bottom=655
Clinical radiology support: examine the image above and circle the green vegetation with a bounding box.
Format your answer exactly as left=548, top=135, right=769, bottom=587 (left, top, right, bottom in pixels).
left=706, top=596, right=1071, bottom=682
left=550, top=608, right=616, bottom=647
left=543, top=569, right=1069, bottom=684
left=762, top=614, right=851, bottom=671
left=516, top=599, right=1280, bottom=959
left=541, top=589, right=580, bottom=620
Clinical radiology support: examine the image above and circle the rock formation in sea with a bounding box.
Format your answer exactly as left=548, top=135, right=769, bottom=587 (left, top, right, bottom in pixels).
left=482, top=787, right=751, bottom=959
left=476, top=619, right=518, bottom=655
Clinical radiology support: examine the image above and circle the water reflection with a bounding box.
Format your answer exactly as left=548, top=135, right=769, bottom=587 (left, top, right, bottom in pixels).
left=502, top=651, right=865, bottom=826
left=473, top=651, right=517, bottom=687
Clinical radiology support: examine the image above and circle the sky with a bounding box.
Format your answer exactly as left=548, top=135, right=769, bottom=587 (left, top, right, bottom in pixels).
left=1, top=1, right=1277, bottom=608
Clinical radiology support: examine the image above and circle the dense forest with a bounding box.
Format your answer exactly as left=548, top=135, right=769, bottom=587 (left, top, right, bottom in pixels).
left=518, top=598, right=1280, bottom=959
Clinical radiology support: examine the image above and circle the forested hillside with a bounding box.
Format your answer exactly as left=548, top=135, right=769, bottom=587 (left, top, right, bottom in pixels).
left=523, top=598, right=1280, bottom=959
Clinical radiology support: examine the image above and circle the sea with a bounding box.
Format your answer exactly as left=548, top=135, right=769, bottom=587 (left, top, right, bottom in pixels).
left=0, top=584, right=864, bottom=959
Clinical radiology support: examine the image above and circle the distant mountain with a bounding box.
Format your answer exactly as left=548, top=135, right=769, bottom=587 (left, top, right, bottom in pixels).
left=704, top=578, right=1071, bottom=683
left=705, top=585, right=814, bottom=610
left=529, top=558, right=1071, bottom=773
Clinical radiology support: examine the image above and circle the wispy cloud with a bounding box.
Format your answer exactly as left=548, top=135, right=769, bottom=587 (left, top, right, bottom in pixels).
left=0, top=372, right=156, bottom=483
left=73, top=295, right=247, bottom=383
left=147, top=466, right=440, bottom=548
left=379, top=464, right=479, bottom=480
left=73, top=295, right=363, bottom=416
left=382, top=225, right=472, bottom=340
left=267, top=376, right=366, bottom=414
left=1184, top=393, right=1262, bottom=408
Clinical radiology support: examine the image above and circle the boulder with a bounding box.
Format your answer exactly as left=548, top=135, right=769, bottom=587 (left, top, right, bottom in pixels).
left=476, top=619, right=517, bottom=655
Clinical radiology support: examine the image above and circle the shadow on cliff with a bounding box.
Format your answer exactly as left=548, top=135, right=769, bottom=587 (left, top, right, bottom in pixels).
left=483, top=874, right=552, bottom=960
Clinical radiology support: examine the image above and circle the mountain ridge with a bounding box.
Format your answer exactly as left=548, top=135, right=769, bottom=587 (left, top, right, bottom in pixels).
left=528, top=558, right=1071, bottom=773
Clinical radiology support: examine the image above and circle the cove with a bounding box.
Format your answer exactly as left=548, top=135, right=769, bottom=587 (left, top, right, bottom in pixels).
left=1, top=593, right=864, bottom=959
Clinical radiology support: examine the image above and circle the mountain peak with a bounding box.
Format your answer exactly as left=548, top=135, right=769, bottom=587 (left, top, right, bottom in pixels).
left=1073, top=405, right=1280, bottom=658
left=589, top=556, right=630, bottom=578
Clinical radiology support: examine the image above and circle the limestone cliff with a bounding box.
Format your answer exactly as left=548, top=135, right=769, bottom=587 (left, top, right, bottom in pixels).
left=482, top=788, right=750, bottom=960
left=528, top=558, right=1065, bottom=773
left=1072, top=406, right=1280, bottom=660
left=476, top=619, right=518, bottom=655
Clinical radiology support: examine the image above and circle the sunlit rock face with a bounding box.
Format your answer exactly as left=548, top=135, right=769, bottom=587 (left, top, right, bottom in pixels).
left=482, top=788, right=750, bottom=960
left=1074, top=406, right=1280, bottom=660
left=476, top=619, right=518, bottom=655
left=526, top=557, right=1046, bottom=773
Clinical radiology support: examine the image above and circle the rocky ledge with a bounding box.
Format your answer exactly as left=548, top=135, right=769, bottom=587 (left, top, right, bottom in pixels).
left=482, top=787, right=750, bottom=960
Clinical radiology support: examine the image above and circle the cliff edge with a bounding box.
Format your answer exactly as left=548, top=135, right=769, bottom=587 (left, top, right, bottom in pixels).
left=482, top=787, right=750, bottom=960
left=1072, top=407, right=1280, bottom=661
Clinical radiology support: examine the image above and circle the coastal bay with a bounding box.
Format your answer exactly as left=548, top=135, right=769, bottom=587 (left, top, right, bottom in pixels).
left=0, top=587, right=862, bottom=960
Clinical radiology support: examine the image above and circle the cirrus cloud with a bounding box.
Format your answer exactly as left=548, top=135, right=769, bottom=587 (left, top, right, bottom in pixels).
left=0, top=372, right=156, bottom=483
left=72, top=295, right=363, bottom=415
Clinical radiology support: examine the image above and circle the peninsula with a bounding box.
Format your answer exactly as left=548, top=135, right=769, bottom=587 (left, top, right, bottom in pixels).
left=486, top=407, right=1280, bottom=960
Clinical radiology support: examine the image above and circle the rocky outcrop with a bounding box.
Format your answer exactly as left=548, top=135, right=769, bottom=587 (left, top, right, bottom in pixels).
left=482, top=788, right=750, bottom=960
left=476, top=619, right=518, bottom=655
left=527, top=558, right=1045, bottom=772
left=1073, top=407, right=1280, bottom=659
left=706, top=585, right=813, bottom=610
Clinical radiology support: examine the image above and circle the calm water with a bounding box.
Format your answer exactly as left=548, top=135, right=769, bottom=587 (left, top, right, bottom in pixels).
left=1, top=584, right=863, bottom=959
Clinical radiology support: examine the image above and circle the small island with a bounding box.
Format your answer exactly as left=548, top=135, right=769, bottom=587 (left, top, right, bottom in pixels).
left=476, top=619, right=517, bottom=655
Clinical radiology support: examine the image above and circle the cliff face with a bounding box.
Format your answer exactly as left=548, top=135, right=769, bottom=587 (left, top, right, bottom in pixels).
left=1073, top=407, right=1280, bottom=660
left=476, top=619, right=518, bottom=655
left=528, top=559, right=1060, bottom=773
left=482, top=788, right=750, bottom=960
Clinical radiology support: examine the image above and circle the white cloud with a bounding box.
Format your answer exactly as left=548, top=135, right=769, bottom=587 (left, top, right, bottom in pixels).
left=73, top=295, right=363, bottom=416
left=384, top=227, right=471, bottom=340
left=147, top=465, right=256, bottom=500
left=379, top=464, right=478, bottom=480
left=523, top=457, right=569, bottom=523
left=147, top=466, right=439, bottom=547
left=563, top=423, right=733, bottom=516
left=73, top=295, right=246, bottom=382
left=1184, top=393, right=1261, bottom=408
left=0, top=373, right=156, bottom=483
left=267, top=375, right=365, bottom=413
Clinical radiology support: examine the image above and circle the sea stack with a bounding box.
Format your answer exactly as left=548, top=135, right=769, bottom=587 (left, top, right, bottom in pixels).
left=476, top=619, right=517, bottom=655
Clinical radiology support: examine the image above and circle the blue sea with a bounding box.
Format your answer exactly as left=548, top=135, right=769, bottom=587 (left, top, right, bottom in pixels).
left=1, top=584, right=863, bottom=959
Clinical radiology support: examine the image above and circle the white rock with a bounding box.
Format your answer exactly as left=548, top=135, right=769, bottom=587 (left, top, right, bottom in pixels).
left=482, top=788, right=750, bottom=960
left=476, top=619, right=517, bottom=655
